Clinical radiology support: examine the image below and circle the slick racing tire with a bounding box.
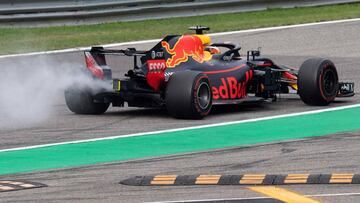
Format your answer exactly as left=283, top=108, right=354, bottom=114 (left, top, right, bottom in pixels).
left=65, top=86, right=109, bottom=115
left=298, top=58, right=338, bottom=106
left=165, top=71, right=212, bottom=119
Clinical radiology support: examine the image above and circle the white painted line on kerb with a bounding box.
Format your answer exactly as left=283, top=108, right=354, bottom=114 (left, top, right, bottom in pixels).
left=0, top=18, right=360, bottom=59
left=0, top=103, right=359, bottom=153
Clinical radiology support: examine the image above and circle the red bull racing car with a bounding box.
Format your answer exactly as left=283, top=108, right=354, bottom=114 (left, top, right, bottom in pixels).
left=65, top=26, right=354, bottom=119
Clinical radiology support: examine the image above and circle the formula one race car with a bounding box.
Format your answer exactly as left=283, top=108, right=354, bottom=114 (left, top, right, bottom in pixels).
left=65, top=26, right=354, bottom=119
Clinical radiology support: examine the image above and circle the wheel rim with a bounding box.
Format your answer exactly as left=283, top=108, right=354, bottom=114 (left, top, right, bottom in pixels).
left=197, top=82, right=211, bottom=110
left=322, top=68, right=337, bottom=96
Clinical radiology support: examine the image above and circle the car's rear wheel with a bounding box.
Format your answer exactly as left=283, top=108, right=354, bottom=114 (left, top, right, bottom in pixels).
left=165, top=71, right=212, bottom=119
left=65, top=86, right=109, bottom=115
left=298, top=58, right=338, bottom=105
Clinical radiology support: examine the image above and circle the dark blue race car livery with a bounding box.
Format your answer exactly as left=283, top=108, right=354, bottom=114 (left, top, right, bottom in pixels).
left=65, top=26, right=355, bottom=119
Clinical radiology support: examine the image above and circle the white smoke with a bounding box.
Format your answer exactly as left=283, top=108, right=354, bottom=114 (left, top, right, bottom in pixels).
left=0, top=55, right=111, bottom=130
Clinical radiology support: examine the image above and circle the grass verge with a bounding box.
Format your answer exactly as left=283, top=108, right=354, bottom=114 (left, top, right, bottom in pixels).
left=0, top=3, right=360, bottom=55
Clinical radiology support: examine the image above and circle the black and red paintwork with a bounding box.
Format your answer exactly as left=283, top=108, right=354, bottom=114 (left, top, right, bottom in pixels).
left=72, top=26, right=354, bottom=117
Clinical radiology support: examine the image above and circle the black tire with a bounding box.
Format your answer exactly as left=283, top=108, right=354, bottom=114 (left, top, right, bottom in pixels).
left=165, top=71, right=212, bottom=119
left=298, top=58, right=338, bottom=106
left=65, top=86, right=109, bottom=115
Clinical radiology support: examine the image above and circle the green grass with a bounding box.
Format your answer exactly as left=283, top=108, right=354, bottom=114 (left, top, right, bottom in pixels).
left=1, top=3, right=360, bottom=55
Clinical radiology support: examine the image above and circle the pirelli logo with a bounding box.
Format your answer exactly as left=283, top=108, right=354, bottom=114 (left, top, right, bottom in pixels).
left=0, top=180, right=46, bottom=192
left=121, top=173, right=360, bottom=186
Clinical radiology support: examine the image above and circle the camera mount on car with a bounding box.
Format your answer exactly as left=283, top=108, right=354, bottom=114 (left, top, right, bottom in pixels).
left=189, top=26, right=210, bottom=34
left=247, top=49, right=261, bottom=61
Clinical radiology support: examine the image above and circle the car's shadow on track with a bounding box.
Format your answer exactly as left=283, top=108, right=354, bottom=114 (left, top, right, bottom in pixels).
left=210, top=103, right=271, bottom=115
left=105, top=107, right=169, bottom=118
left=103, top=103, right=274, bottom=119
left=96, top=97, right=353, bottom=119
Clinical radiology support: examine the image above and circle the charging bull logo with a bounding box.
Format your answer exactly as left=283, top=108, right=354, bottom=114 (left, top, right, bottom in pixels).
left=161, top=35, right=210, bottom=68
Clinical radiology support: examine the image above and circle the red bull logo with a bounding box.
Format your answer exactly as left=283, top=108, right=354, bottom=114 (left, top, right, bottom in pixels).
left=212, top=71, right=253, bottom=100
left=161, top=35, right=210, bottom=68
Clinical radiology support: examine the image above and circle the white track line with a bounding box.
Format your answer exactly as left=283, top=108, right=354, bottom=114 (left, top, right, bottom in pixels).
left=146, top=196, right=270, bottom=203
left=0, top=103, right=359, bottom=153
left=146, top=191, right=360, bottom=203
left=311, top=192, right=360, bottom=198
left=0, top=18, right=360, bottom=59
left=0, top=38, right=161, bottom=59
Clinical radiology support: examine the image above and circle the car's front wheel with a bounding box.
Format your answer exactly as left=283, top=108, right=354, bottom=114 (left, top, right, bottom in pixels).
left=298, top=58, right=339, bottom=105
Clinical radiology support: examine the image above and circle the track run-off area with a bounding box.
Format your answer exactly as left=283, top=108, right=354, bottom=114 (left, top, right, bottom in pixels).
left=1, top=19, right=360, bottom=202
left=1, top=104, right=360, bottom=175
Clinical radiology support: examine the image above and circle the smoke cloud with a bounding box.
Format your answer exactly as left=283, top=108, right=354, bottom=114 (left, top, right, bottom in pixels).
left=0, top=54, right=111, bottom=130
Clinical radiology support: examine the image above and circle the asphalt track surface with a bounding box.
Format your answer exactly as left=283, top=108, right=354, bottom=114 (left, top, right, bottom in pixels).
left=1, top=20, right=360, bottom=202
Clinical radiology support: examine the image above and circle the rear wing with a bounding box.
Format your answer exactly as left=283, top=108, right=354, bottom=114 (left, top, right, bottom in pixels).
left=87, top=46, right=147, bottom=56
left=84, top=46, right=147, bottom=80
